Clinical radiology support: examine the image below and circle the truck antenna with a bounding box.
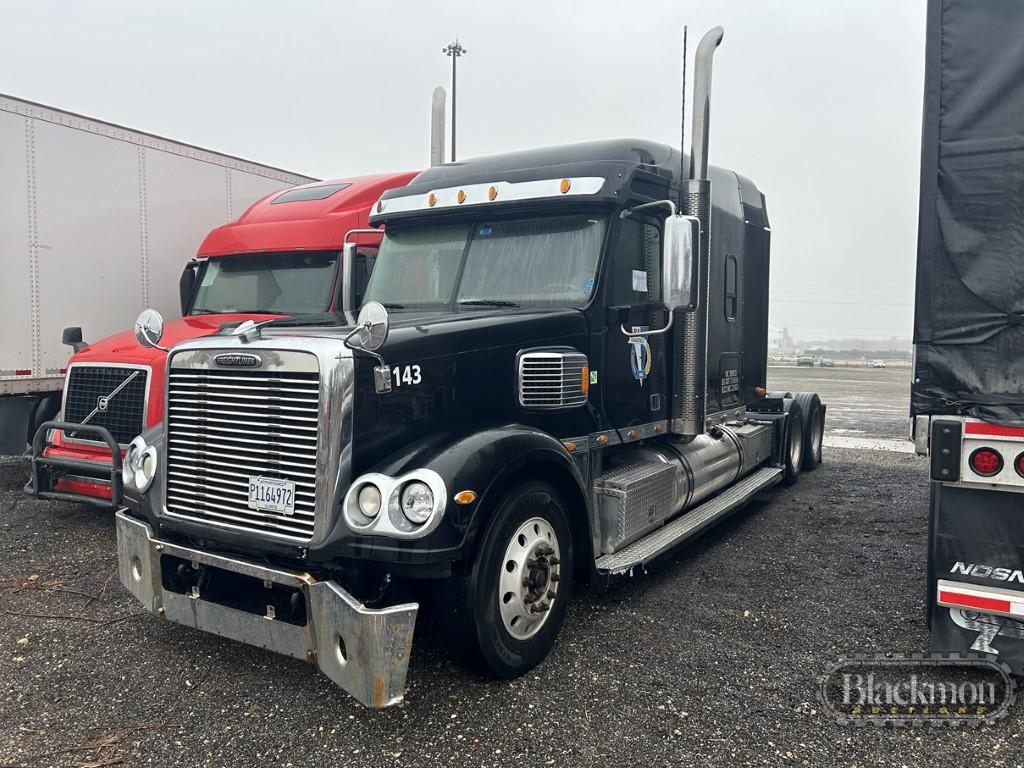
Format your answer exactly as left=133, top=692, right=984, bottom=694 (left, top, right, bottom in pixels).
left=679, top=25, right=687, bottom=208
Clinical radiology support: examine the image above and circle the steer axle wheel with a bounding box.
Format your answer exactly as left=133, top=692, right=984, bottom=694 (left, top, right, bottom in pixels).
left=434, top=481, right=573, bottom=678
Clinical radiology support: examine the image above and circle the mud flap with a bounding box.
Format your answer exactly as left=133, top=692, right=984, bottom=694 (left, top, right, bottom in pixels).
left=931, top=606, right=1024, bottom=673
left=929, top=481, right=1024, bottom=674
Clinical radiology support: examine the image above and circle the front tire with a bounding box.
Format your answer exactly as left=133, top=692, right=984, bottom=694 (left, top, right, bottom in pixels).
left=437, top=481, right=574, bottom=678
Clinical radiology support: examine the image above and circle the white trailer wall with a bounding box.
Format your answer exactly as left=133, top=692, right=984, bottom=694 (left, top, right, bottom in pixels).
left=0, top=93, right=316, bottom=451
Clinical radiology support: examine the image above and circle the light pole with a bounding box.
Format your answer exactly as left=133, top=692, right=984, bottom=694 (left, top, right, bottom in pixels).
left=442, top=40, right=467, bottom=161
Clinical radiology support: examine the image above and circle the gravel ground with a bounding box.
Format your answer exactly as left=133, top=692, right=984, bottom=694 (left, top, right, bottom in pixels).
left=3, top=445, right=1022, bottom=767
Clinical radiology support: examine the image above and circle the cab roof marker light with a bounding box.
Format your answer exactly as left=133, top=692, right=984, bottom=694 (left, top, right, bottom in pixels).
left=371, top=177, right=606, bottom=217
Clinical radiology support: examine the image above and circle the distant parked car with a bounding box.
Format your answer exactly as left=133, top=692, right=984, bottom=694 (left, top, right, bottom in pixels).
left=797, top=355, right=816, bottom=367
left=821, top=358, right=835, bottom=367
left=871, top=359, right=887, bottom=368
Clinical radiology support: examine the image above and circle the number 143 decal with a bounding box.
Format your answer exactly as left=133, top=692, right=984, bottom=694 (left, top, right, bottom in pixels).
left=391, top=364, right=422, bottom=386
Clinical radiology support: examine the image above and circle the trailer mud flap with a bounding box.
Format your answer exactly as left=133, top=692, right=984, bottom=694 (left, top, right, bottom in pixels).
left=929, top=482, right=1024, bottom=674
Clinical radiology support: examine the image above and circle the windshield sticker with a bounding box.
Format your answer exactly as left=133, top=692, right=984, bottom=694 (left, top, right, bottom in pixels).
left=632, top=270, right=648, bottom=293
left=628, top=327, right=651, bottom=387
left=581, top=276, right=595, bottom=296
left=478, top=226, right=493, bottom=237
left=200, top=267, right=216, bottom=288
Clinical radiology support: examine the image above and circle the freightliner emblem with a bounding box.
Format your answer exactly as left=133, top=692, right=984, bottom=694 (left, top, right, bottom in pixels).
left=214, top=353, right=262, bottom=368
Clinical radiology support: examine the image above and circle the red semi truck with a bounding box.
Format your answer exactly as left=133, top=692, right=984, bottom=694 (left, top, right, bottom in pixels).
left=26, top=172, right=417, bottom=507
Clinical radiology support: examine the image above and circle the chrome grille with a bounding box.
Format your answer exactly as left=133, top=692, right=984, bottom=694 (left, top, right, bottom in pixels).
left=518, top=349, right=588, bottom=409
left=64, top=365, right=148, bottom=445
left=165, top=366, right=320, bottom=541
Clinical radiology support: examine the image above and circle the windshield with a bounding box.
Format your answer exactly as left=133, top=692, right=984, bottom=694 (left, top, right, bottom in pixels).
left=190, top=251, right=339, bottom=315
left=363, top=214, right=605, bottom=309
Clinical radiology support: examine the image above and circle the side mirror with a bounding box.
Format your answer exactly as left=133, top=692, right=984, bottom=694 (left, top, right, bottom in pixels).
left=347, top=300, right=390, bottom=352
left=179, top=261, right=198, bottom=315
left=344, top=301, right=392, bottom=394
left=61, top=326, right=87, bottom=353
left=662, top=214, right=701, bottom=312
left=135, top=308, right=167, bottom=351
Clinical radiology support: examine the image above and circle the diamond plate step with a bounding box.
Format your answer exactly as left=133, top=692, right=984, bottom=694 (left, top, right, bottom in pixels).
left=595, top=466, right=783, bottom=575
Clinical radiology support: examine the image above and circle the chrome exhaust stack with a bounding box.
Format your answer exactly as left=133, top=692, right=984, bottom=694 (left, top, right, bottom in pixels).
left=430, top=86, right=446, bottom=167
left=672, top=26, right=724, bottom=437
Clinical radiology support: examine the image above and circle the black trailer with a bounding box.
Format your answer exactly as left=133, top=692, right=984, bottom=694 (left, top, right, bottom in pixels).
left=915, top=0, right=1024, bottom=668
left=111, top=28, right=825, bottom=707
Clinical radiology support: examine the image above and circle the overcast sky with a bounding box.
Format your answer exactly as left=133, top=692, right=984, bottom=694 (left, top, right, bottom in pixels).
left=1, top=0, right=927, bottom=343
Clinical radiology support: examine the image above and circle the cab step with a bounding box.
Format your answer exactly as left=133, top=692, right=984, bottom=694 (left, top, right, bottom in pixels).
left=594, top=466, right=783, bottom=576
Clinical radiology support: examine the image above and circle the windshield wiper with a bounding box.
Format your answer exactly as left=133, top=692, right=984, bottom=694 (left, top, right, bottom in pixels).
left=380, top=302, right=405, bottom=310
left=458, top=299, right=521, bottom=308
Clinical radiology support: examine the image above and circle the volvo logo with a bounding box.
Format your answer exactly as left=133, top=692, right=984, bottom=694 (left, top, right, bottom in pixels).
left=215, top=353, right=262, bottom=368
left=81, top=369, right=141, bottom=425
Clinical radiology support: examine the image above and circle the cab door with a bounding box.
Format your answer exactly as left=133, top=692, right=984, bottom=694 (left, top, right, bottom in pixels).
left=601, top=217, right=669, bottom=432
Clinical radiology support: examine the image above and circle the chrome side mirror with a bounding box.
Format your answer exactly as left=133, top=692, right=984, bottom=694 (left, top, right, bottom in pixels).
left=134, top=308, right=168, bottom=351
left=662, top=214, right=701, bottom=312
left=344, top=301, right=392, bottom=394
left=347, top=301, right=390, bottom=351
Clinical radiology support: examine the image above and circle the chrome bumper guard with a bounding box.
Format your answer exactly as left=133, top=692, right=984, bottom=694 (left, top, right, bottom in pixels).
left=115, top=512, right=418, bottom=708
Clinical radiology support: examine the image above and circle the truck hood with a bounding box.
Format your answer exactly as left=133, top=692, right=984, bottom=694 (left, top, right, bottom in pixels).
left=70, top=313, right=278, bottom=367
left=375, top=307, right=587, bottom=361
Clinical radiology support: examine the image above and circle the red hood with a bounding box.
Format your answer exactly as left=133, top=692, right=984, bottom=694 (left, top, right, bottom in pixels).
left=70, top=313, right=276, bottom=366
left=63, top=313, right=276, bottom=439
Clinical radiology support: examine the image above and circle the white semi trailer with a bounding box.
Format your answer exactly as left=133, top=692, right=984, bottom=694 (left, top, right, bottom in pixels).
left=0, top=93, right=316, bottom=454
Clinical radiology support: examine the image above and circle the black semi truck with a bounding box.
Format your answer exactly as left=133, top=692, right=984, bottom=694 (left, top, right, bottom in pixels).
left=114, top=29, right=825, bottom=707
left=915, top=1, right=1024, bottom=669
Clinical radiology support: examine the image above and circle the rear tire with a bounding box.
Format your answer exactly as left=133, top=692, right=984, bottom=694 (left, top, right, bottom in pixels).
left=433, top=481, right=574, bottom=678
left=793, top=392, right=824, bottom=470
left=782, top=402, right=804, bottom=485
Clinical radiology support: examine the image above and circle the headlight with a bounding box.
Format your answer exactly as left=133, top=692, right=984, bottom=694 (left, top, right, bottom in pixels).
left=122, top=436, right=157, bottom=492
left=357, top=484, right=382, bottom=518
left=400, top=481, right=434, bottom=524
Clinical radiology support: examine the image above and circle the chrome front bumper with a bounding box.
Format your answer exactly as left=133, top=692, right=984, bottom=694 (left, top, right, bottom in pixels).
left=115, top=512, right=418, bottom=708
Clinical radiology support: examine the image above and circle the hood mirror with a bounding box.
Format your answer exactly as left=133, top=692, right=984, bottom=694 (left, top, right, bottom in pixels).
left=135, top=308, right=168, bottom=351
left=344, top=301, right=392, bottom=394
left=347, top=300, right=390, bottom=351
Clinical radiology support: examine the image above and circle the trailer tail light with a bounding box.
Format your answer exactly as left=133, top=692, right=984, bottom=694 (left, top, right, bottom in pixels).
left=968, top=447, right=1003, bottom=477
left=1016, top=451, right=1024, bottom=479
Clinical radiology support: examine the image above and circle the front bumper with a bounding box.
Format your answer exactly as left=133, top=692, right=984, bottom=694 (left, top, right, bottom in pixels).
left=24, top=421, right=123, bottom=508
left=116, top=511, right=418, bottom=708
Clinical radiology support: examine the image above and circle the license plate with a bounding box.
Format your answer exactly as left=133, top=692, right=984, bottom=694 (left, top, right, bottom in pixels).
left=248, top=476, right=295, bottom=516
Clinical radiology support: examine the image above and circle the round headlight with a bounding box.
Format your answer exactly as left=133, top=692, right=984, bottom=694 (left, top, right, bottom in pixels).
left=134, top=445, right=158, bottom=492
left=357, top=484, right=382, bottom=518
left=400, top=481, right=434, bottom=525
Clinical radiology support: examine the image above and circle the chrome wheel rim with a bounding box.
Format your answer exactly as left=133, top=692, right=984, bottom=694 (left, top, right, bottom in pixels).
left=498, top=516, right=561, bottom=640
left=809, top=407, right=823, bottom=460
left=789, top=418, right=803, bottom=470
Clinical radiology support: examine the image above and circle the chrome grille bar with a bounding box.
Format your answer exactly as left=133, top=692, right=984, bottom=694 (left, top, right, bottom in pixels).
left=164, top=364, right=321, bottom=542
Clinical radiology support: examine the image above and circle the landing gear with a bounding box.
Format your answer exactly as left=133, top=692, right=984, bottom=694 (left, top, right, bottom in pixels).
left=436, top=481, right=573, bottom=678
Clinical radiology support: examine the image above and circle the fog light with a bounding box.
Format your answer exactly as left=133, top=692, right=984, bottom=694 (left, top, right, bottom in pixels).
left=357, top=484, right=382, bottom=518
left=969, top=447, right=1003, bottom=477
left=400, top=481, right=434, bottom=524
